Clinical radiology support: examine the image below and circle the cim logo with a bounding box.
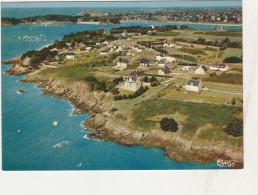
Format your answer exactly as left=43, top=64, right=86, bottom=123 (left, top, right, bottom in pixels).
left=217, top=158, right=237, bottom=168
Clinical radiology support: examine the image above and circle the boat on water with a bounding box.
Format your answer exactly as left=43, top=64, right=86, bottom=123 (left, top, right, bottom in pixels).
left=53, top=121, right=58, bottom=126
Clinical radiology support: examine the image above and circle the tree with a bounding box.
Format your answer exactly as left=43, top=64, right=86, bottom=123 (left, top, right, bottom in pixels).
left=223, top=56, right=242, bottom=63
left=160, top=118, right=179, bottom=132
left=224, top=118, right=243, bottom=137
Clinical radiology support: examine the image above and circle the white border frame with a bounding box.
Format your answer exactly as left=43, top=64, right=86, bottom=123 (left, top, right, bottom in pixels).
left=1, top=1, right=258, bottom=195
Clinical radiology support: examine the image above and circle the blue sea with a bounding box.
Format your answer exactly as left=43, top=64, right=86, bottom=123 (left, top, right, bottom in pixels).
left=1, top=8, right=241, bottom=170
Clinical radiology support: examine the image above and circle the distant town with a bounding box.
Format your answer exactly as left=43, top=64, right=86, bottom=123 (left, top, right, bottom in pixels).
left=2, top=7, right=242, bottom=26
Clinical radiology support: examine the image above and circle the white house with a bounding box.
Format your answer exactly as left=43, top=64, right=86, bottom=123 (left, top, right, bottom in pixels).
left=117, top=58, right=128, bottom=69
left=85, top=46, right=92, bottom=52
left=165, top=56, right=177, bottom=63
left=182, top=66, right=194, bottom=71
left=156, top=53, right=166, bottom=62
left=115, top=46, right=124, bottom=53
left=65, top=52, right=75, bottom=59
left=185, top=79, right=202, bottom=92
left=210, top=64, right=229, bottom=72
left=163, top=43, right=182, bottom=49
left=158, top=66, right=171, bottom=76
left=124, top=75, right=141, bottom=91
left=99, top=50, right=108, bottom=55
left=195, top=65, right=208, bottom=75
left=139, top=58, right=150, bottom=68
left=156, top=54, right=176, bottom=63
left=158, top=60, right=166, bottom=67
left=102, top=41, right=109, bottom=45
left=121, top=30, right=128, bottom=38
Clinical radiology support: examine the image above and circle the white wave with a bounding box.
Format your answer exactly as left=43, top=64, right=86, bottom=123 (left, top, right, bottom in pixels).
left=83, top=134, right=90, bottom=140
left=53, top=141, right=69, bottom=148
left=76, top=162, right=82, bottom=167
left=83, top=134, right=101, bottom=141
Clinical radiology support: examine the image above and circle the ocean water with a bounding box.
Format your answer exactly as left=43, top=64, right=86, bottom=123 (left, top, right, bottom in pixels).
left=0, top=8, right=238, bottom=170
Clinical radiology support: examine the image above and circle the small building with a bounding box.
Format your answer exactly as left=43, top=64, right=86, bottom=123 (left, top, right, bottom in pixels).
left=195, top=66, right=208, bottom=75
left=185, top=79, right=202, bottom=92
left=156, top=53, right=166, bottom=62
left=210, top=64, right=229, bottom=72
left=158, top=60, right=166, bottom=67
left=217, top=26, right=225, bottom=31
left=139, top=58, right=149, bottom=68
left=163, top=43, right=182, bottom=49
left=182, top=65, right=194, bottom=71
left=65, top=52, right=75, bottom=59
left=117, top=58, right=128, bottom=69
left=124, top=74, right=141, bottom=91
left=155, top=54, right=176, bottom=63
left=102, top=40, right=109, bottom=45
left=115, top=46, right=124, bottom=52
left=165, top=56, right=177, bottom=63
left=158, top=66, right=171, bottom=76
left=121, top=30, right=128, bottom=38
left=99, top=50, right=108, bottom=55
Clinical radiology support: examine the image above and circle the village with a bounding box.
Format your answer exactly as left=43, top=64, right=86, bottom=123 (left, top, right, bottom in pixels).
left=15, top=25, right=243, bottom=147
left=31, top=26, right=242, bottom=99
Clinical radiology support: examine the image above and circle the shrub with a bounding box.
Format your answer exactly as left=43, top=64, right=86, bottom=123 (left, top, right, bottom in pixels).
left=223, top=56, right=242, bottom=63
left=160, top=118, right=179, bottom=132
left=224, top=118, right=243, bottom=137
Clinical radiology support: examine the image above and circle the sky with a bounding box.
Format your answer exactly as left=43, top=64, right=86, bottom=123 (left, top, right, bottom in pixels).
left=1, top=1, right=242, bottom=8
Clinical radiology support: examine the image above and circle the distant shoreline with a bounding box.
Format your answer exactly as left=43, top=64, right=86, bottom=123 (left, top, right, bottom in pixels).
left=120, top=20, right=242, bottom=27
left=2, top=20, right=242, bottom=27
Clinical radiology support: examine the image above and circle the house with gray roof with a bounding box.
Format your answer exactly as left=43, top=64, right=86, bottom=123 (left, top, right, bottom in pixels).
left=117, top=58, right=129, bottom=69
left=195, top=65, right=208, bottom=75
left=139, top=58, right=150, bottom=68
left=124, top=74, right=141, bottom=91
left=158, top=66, right=171, bottom=76
left=185, top=79, right=202, bottom=92
left=210, top=64, right=229, bottom=72
left=65, top=52, right=75, bottom=59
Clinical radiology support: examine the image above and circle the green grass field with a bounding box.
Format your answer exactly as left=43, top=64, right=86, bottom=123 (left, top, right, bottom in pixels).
left=131, top=98, right=241, bottom=138
left=222, top=48, right=242, bottom=60
left=204, top=31, right=242, bottom=37
left=156, top=31, right=181, bottom=36
left=203, top=73, right=242, bottom=85
left=172, top=54, right=197, bottom=62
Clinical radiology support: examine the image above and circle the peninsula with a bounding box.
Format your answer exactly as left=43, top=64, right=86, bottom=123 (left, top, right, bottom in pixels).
left=3, top=24, right=243, bottom=168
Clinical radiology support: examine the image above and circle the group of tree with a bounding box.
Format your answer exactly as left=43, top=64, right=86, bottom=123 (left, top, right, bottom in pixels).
left=155, top=48, right=168, bottom=54
left=110, top=25, right=180, bottom=35
left=159, top=118, right=179, bottom=132
left=114, top=86, right=149, bottom=100
left=223, top=56, right=242, bottom=63
left=142, top=76, right=160, bottom=87
left=21, top=14, right=78, bottom=23
left=62, top=29, right=117, bottom=45
left=21, top=46, right=58, bottom=67
left=2, top=18, right=21, bottom=25
left=84, top=76, right=123, bottom=93
left=191, top=37, right=242, bottom=49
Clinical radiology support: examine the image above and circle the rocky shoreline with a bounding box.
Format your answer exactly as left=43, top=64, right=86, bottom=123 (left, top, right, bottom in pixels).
left=6, top=62, right=243, bottom=169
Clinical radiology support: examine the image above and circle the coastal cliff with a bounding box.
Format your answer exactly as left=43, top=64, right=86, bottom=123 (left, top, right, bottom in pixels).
left=20, top=70, right=243, bottom=169
left=85, top=114, right=243, bottom=168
